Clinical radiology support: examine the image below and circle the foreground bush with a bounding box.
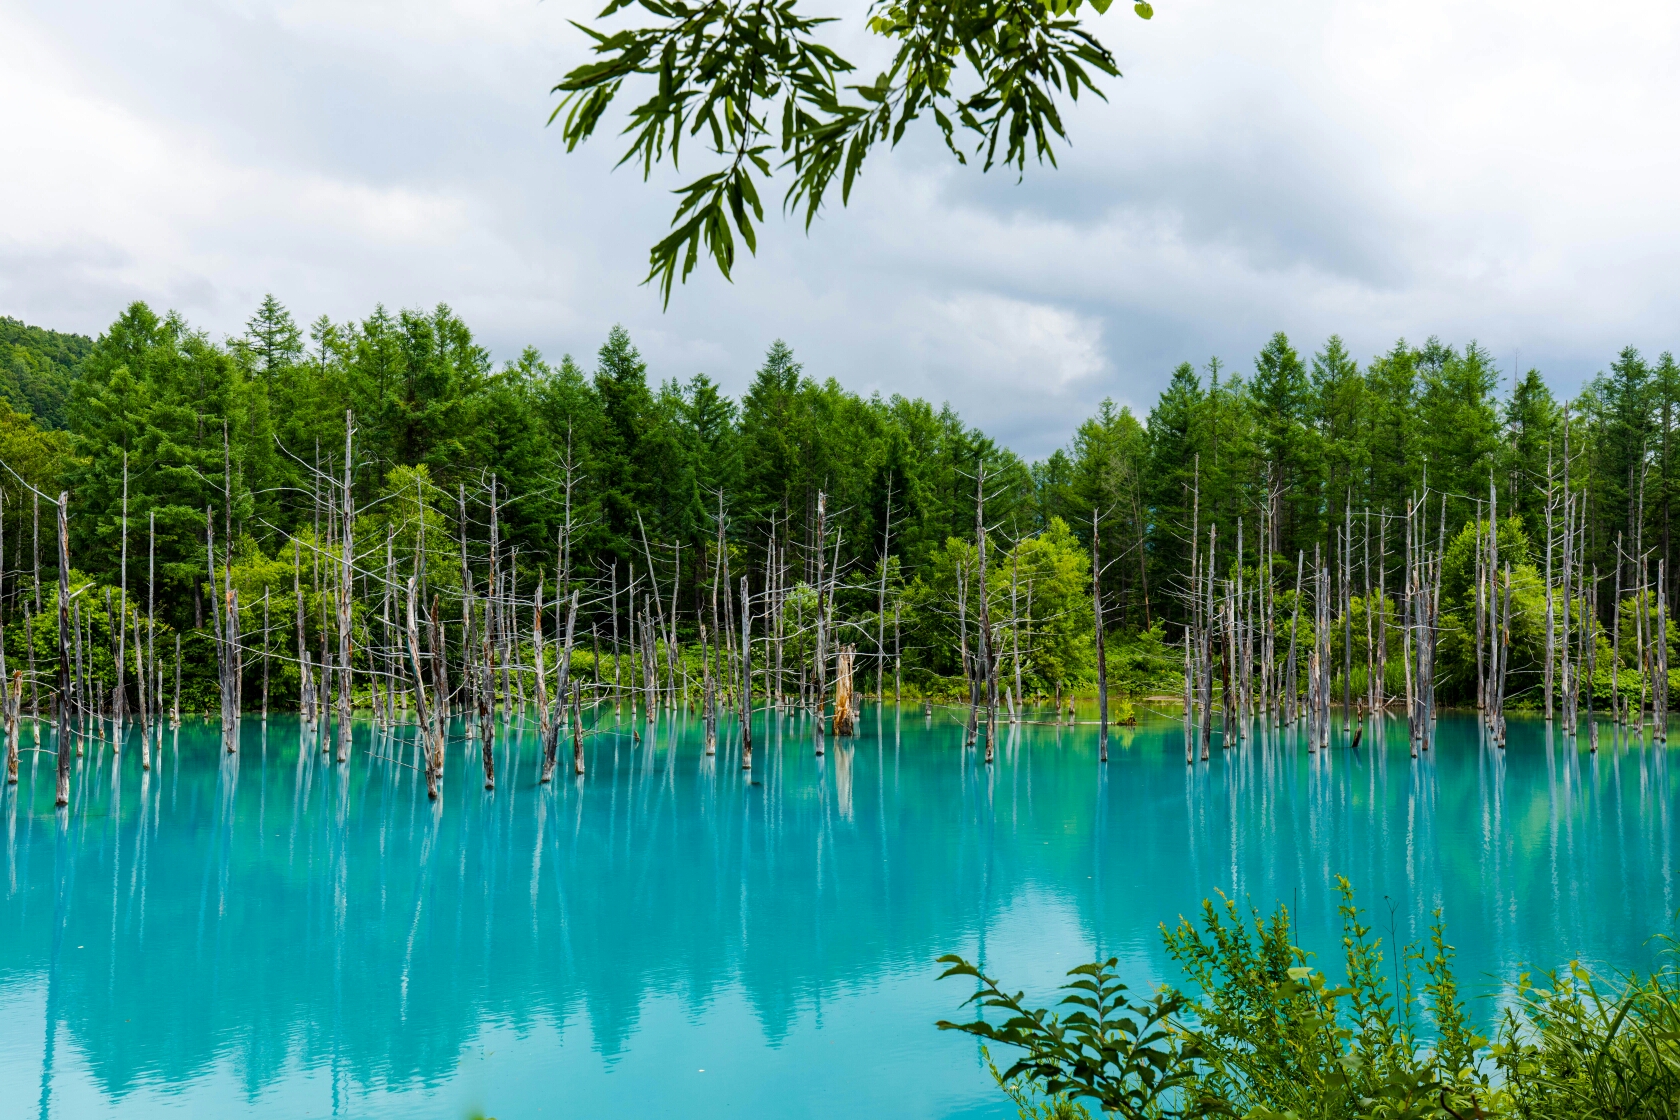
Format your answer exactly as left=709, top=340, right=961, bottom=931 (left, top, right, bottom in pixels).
left=939, top=877, right=1680, bottom=1119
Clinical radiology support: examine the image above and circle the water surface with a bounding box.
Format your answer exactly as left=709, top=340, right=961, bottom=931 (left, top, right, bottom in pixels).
left=1, top=707, right=1676, bottom=1118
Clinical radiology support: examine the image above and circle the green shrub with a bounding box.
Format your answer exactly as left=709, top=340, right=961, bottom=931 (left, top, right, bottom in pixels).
left=940, top=879, right=1680, bottom=1119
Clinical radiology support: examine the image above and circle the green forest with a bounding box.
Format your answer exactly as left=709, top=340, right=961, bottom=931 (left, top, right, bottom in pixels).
left=0, top=294, right=1674, bottom=716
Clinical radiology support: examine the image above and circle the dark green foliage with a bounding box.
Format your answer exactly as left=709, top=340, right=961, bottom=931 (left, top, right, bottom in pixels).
left=234, top=294, right=303, bottom=383
left=0, top=314, right=92, bottom=428
left=66, top=302, right=253, bottom=619
left=1252, top=333, right=1313, bottom=548
left=1104, top=622, right=1179, bottom=698
left=1503, top=368, right=1558, bottom=542
left=1313, top=334, right=1365, bottom=541
left=1039, top=399, right=1150, bottom=629
left=4, top=296, right=1680, bottom=713
left=1364, top=340, right=1421, bottom=505
left=1142, top=360, right=1203, bottom=601
left=0, top=300, right=1051, bottom=709
left=593, top=324, right=658, bottom=560
left=1416, top=341, right=1504, bottom=525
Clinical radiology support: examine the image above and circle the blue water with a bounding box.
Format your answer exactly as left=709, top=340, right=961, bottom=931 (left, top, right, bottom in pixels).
left=1, top=706, right=1676, bottom=1118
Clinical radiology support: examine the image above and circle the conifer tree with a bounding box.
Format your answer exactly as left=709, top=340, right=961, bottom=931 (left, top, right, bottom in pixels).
left=1250, top=332, right=1312, bottom=555
left=239, top=294, right=303, bottom=383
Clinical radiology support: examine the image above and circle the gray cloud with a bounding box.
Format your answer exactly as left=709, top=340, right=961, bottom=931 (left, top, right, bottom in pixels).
left=4, top=0, right=1679, bottom=460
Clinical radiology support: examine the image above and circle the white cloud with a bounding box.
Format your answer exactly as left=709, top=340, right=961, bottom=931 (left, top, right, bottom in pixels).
left=3, top=0, right=1679, bottom=458
left=923, top=292, right=1108, bottom=393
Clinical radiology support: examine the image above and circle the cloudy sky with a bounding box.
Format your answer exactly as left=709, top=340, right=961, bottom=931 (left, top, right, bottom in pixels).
left=3, top=0, right=1678, bottom=457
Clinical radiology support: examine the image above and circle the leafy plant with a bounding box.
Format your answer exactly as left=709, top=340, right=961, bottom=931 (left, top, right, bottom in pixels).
left=936, top=953, right=1201, bottom=1118
left=1494, top=953, right=1680, bottom=1118
left=941, top=880, right=1517, bottom=1119
left=982, top=1044, right=1096, bottom=1119
left=1161, top=879, right=1497, bottom=1119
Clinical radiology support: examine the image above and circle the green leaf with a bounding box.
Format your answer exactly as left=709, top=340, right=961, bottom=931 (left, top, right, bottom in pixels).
left=1133, top=1, right=1153, bottom=17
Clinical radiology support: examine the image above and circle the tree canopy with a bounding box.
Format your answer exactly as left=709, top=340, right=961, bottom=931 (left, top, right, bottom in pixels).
left=3, top=295, right=1678, bottom=707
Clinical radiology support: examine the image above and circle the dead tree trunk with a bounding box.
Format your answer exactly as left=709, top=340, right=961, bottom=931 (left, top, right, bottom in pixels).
left=878, top=484, right=894, bottom=702
left=294, top=539, right=314, bottom=730
left=134, top=602, right=149, bottom=770
left=116, top=455, right=128, bottom=729
left=1183, top=616, right=1194, bottom=764
left=1199, top=526, right=1216, bottom=761
left=1285, top=550, right=1302, bottom=726
left=812, top=492, right=826, bottom=758
left=533, top=578, right=550, bottom=746
left=741, top=573, right=754, bottom=770
left=259, top=585, right=269, bottom=725
left=5, top=669, right=19, bottom=784
left=404, top=577, right=442, bottom=799
left=1342, top=502, right=1353, bottom=731
left=54, top=492, right=70, bottom=807
left=1497, top=562, right=1512, bottom=747
left=1544, top=448, right=1556, bottom=721
left=540, top=591, right=578, bottom=783
left=1093, top=508, right=1108, bottom=764
left=976, top=466, right=995, bottom=760
left=835, top=645, right=856, bottom=736
left=1587, top=567, right=1599, bottom=753
left=477, top=645, right=496, bottom=788
left=1658, top=560, right=1669, bottom=740
left=702, top=622, right=716, bottom=754
left=572, top=679, right=586, bottom=775
left=206, top=506, right=234, bottom=750
left=336, top=411, right=354, bottom=763
left=1613, top=533, right=1624, bottom=728
left=959, top=566, right=976, bottom=745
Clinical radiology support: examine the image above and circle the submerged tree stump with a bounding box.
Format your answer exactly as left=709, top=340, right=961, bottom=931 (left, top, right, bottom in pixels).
left=479, top=669, right=496, bottom=790
left=3, top=669, right=17, bottom=784
left=572, top=680, right=585, bottom=776
left=54, top=492, right=70, bottom=807
left=834, top=646, right=856, bottom=737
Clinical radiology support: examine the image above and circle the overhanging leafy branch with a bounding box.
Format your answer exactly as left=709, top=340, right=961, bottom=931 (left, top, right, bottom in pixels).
left=551, top=0, right=1152, bottom=304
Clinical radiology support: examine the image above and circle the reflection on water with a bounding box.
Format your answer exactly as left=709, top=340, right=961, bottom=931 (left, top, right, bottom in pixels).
left=0, top=708, right=1675, bottom=1118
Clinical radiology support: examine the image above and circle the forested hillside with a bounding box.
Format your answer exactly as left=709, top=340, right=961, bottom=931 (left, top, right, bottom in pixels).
left=0, top=294, right=1673, bottom=712
left=0, top=315, right=92, bottom=428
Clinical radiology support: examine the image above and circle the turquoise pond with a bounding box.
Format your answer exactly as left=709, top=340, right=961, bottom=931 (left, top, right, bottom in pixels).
left=1, top=705, right=1677, bottom=1118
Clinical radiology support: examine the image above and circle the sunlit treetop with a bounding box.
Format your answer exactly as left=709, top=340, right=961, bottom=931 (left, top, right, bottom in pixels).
left=551, top=0, right=1154, bottom=305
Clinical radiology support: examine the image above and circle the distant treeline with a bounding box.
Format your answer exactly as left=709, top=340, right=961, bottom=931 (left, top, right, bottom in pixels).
left=0, top=295, right=1673, bottom=709
left=1, top=314, right=89, bottom=428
